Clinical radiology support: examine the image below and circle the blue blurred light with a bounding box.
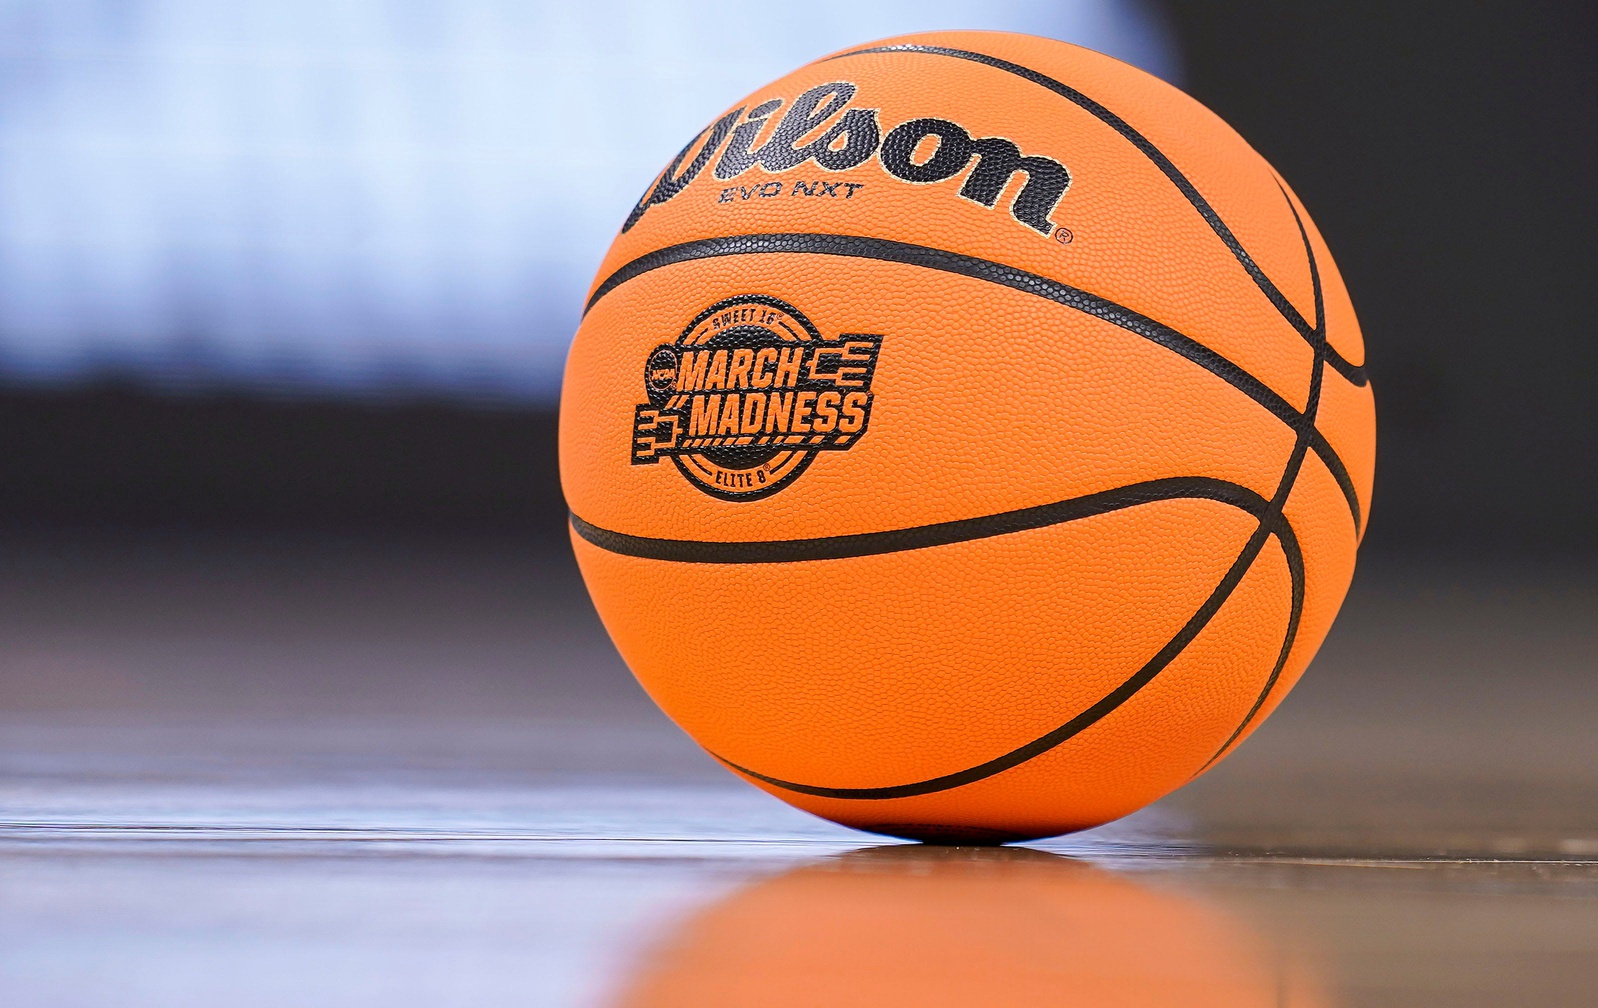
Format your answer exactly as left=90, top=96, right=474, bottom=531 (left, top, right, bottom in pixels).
left=0, top=0, right=1178, bottom=403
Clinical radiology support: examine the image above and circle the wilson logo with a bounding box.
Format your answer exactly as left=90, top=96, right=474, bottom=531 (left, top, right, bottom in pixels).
left=631, top=294, right=882, bottom=501
left=624, top=80, right=1071, bottom=236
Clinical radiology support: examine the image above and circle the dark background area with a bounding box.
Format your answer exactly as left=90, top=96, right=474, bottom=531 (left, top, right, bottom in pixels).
left=1, top=0, right=1592, bottom=557
left=1168, top=0, right=1597, bottom=556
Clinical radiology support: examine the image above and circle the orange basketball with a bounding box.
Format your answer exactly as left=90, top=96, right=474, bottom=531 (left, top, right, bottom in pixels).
left=561, top=31, right=1375, bottom=843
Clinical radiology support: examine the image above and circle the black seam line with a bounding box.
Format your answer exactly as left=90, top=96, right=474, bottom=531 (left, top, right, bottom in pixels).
left=711, top=482, right=1301, bottom=801
left=829, top=43, right=1369, bottom=388
left=1198, top=184, right=1326, bottom=774
left=574, top=476, right=1266, bottom=565
left=584, top=232, right=1362, bottom=530
left=1199, top=493, right=1306, bottom=773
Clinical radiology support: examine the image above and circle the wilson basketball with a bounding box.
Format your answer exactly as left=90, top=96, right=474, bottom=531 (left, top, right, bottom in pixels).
left=561, top=31, right=1375, bottom=843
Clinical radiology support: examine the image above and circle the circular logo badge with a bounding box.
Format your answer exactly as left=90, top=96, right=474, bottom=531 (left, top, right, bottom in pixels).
left=644, top=346, right=680, bottom=395
left=629, top=294, right=883, bottom=501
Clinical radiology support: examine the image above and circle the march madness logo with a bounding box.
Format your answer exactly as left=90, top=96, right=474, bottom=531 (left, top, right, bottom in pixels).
left=631, top=295, right=882, bottom=501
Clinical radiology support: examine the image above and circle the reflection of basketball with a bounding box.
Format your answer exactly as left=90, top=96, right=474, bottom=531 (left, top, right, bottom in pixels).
left=562, top=31, right=1375, bottom=842
left=614, top=847, right=1331, bottom=1008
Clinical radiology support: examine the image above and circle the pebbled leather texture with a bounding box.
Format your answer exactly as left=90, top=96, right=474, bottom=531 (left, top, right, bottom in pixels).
left=560, top=30, right=1376, bottom=843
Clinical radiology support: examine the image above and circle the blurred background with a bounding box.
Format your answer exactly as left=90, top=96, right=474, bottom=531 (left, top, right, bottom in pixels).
left=0, top=0, right=1175, bottom=529
left=1, top=2, right=1595, bottom=1005
left=0, top=0, right=1590, bottom=550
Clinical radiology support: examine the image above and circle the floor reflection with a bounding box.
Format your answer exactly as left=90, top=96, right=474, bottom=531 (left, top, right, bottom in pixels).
left=616, top=845, right=1330, bottom=1007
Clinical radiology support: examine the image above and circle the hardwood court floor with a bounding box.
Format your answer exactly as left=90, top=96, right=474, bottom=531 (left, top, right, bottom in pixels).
left=2, top=532, right=1595, bottom=1006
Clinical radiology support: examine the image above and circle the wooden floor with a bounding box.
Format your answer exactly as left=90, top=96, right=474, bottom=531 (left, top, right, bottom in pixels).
left=2, top=532, right=1595, bottom=1006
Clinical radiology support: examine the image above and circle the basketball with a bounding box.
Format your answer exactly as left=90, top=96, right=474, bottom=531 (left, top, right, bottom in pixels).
left=560, top=31, right=1375, bottom=843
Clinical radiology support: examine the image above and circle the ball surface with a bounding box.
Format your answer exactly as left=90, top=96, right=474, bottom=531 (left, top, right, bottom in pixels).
left=560, top=31, right=1375, bottom=843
